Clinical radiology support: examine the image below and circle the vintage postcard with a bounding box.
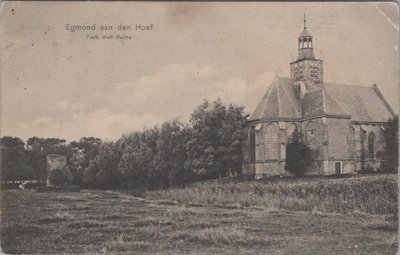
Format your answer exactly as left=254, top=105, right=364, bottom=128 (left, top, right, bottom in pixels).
left=0, top=1, right=398, bottom=254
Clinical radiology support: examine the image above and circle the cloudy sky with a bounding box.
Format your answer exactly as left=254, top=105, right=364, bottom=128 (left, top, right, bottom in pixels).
left=1, top=2, right=398, bottom=141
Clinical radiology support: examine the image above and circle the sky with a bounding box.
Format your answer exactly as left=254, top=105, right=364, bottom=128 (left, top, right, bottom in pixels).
left=1, top=1, right=399, bottom=141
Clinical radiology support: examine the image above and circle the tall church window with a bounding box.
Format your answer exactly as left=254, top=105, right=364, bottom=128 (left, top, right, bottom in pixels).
left=249, top=126, right=256, bottom=163
left=368, top=132, right=375, bottom=160
left=280, top=144, right=286, bottom=160
left=265, top=125, right=279, bottom=160
left=360, top=129, right=367, bottom=168
left=286, top=123, right=297, bottom=141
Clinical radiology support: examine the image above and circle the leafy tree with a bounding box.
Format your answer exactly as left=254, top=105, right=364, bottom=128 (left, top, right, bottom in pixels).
left=383, top=116, right=398, bottom=172
left=83, top=141, right=122, bottom=189
left=118, top=127, right=159, bottom=189
left=285, top=127, right=313, bottom=176
left=68, top=148, right=86, bottom=185
left=96, top=142, right=122, bottom=188
left=154, top=119, right=193, bottom=188
left=69, top=137, right=102, bottom=185
left=25, top=137, right=71, bottom=180
left=187, top=99, right=248, bottom=180
left=48, top=168, right=72, bottom=186
left=0, top=136, right=33, bottom=181
left=70, top=137, right=102, bottom=161
left=83, top=160, right=99, bottom=188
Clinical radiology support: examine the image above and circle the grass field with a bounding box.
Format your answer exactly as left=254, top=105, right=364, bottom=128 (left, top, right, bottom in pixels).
left=147, top=174, right=399, bottom=215
left=1, top=174, right=398, bottom=254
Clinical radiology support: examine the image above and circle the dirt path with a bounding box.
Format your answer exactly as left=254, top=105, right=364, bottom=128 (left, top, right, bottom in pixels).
left=1, top=190, right=398, bottom=254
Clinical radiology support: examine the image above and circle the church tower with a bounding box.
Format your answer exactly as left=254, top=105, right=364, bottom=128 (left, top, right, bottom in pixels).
left=290, top=15, right=323, bottom=92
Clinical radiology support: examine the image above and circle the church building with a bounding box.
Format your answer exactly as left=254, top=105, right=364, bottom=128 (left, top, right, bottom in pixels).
left=242, top=17, right=395, bottom=178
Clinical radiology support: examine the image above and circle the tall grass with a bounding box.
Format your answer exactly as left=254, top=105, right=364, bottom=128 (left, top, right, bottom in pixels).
left=146, top=174, right=398, bottom=215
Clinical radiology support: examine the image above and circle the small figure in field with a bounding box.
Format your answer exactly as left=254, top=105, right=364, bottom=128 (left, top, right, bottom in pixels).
left=19, top=181, right=27, bottom=190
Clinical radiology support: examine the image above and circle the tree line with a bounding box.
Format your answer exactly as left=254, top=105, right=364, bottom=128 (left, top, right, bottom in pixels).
left=1, top=99, right=398, bottom=189
left=1, top=99, right=248, bottom=190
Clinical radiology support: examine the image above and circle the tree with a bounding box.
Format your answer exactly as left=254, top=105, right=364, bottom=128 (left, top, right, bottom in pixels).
left=187, top=99, right=248, bottom=180
left=48, top=168, right=72, bottom=186
left=68, top=148, right=86, bottom=185
left=154, top=119, right=193, bottom=188
left=383, top=116, right=398, bottom=172
left=96, top=142, right=121, bottom=188
left=69, top=137, right=102, bottom=185
left=118, top=127, right=159, bottom=189
left=285, top=127, right=313, bottom=176
left=0, top=136, right=33, bottom=181
left=83, top=160, right=99, bottom=188
left=86, top=142, right=122, bottom=189
left=25, top=137, right=71, bottom=180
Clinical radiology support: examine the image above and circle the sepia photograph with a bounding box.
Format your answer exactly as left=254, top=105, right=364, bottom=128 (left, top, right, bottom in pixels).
left=0, top=1, right=399, bottom=254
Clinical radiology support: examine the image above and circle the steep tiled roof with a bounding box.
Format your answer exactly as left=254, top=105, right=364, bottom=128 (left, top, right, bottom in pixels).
left=302, top=89, right=324, bottom=117
left=323, top=91, right=349, bottom=116
left=250, top=77, right=394, bottom=122
left=250, top=77, right=301, bottom=121
left=324, top=83, right=394, bottom=122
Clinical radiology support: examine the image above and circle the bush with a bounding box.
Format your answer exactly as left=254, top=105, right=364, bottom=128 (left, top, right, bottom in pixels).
left=48, top=168, right=72, bottom=186
left=285, top=128, right=313, bottom=175
left=383, top=116, right=398, bottom=173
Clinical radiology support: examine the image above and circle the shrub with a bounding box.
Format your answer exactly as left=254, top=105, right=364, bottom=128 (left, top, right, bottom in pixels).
left=285, top=128, right=313, bottom=175
left=48, top=168, right=72, bottom=186
left=383, top=116, right=398, bottom=173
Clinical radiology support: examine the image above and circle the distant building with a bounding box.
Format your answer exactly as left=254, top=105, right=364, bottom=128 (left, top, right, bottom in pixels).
left=46, top=154, right=72, bottom=186
left=243, top=16, right=395, bottom=178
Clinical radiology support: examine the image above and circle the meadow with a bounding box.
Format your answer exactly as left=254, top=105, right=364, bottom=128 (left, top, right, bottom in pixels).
left=1, top=174, right=398, bottom=254
left=147, top=174, right=399, bottom=215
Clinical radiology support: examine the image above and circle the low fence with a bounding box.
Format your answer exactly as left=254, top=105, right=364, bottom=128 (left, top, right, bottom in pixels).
left=1, top=180, right=46, bottom=189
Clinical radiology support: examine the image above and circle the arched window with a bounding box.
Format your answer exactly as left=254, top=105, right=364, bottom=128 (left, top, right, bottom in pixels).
left=368, top=132, right=375, bottom=160
left=298, top=39, right=302, bottom=50
left=249, top=126, right=256, bottom=163
left=265, top=124, right=279, bottom=160
left=286, top=123, right=297, bottom=141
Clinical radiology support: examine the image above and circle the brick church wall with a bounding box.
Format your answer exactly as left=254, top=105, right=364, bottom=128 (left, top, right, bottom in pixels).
left=323, top=118, right=356, bottom=175
left=242, top=118, right=387, bottom=177
left=352, top=124, right=386, bottom=172
left=302, top=118, right=327, bottom=174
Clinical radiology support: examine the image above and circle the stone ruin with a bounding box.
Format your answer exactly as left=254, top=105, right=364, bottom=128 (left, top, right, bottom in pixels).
left=46, top=154, right=72, bottom=187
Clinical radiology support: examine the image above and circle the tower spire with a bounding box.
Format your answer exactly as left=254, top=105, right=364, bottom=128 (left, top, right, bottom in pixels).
left=290, top=15, right=323, bottom=86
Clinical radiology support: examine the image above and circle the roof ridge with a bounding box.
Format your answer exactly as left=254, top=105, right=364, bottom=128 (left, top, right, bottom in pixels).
left=324, top=83, right=375, bottom=89
left=280, top=80, right=301, bottom=116
left=249, top=83, right=273, bottom=120
left=264, top=80, right=275, bottom=108
left=372, top=85, right=395, bottom=116
left=276, top=78, right=281, bottom=117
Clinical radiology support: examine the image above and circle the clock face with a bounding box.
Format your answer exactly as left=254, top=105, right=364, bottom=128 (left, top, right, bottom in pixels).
left=294, top=64, right=303, bottom=80
left=292, top=61, right=321, bottom=82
